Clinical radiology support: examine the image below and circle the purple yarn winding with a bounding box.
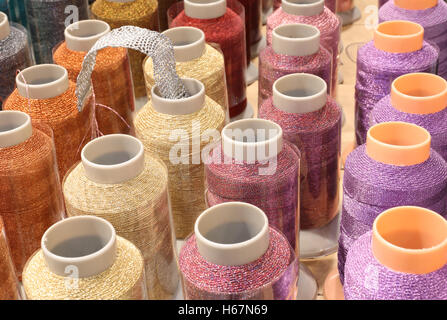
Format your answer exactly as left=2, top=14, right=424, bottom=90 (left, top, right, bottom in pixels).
left=205, top=142, right=300, bottom=252
left=379, top=0, right=447, bottom=80
left=371, top=95, right=447, bottom=160
left=344, top=233, right=447, bottom=300
left=355, top=41, right=439, bottom=145
left=338, top=145, right=447, bottom=282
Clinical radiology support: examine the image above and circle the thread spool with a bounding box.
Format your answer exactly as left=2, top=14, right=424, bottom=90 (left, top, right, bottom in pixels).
left=259, top=23, right=333, bottom=111
left=23, top=216, right=147, bottom=300
left=179, top=202, right=299, bottom=299
left=355, top=20, right=439, bottom=145
left=267, top=0, right=341, bottom=98
left=0, top=110, right=64, bottom=277
left=7, top=0, right=27, bottom=28
left=169, top=0, right=248, bottom=118
left=91, top=0, right=159, bottom=98
left=158, top=0, right=180, bottom=31
left=63, top=134, right=179, bottom=300
left=0, top=217, right=20, bottom=300
left=379, top=0, right=447, bottom=80
left=0, top=12, right=33, bottom=110
left=371, top=73, right=447, bottom=160
left=144, top=26, right=229, bottom=121
left=53, top=19, right=135, bottom=136
left=344, top=206, right=447, bottom=300
left=4, top=64, right=94, bottom=180
left=238, top=0, right=263, bottom=60
left=259, top=73, right=341, bottom=258
left=274, top=0, right=338, bottom=13
left=25, top=0, right=89, bottom=64
left=135, top=78, right=225, bottom=239
left=205, top=118, right=300, bottom=252
left=338, top=122, right=447, bottom=283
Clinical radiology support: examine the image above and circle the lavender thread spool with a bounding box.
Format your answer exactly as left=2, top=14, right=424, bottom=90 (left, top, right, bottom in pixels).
left=379, top=0, right=447, bottom=80
left=258, top=23, right=333, bottom=111
left=371, top=73, right=447, bottom=161
left=339, top=122, right=447, bottom=283
left=344, top=206, right=447, bottom=300
left=355, top=20, right=439, bottom=145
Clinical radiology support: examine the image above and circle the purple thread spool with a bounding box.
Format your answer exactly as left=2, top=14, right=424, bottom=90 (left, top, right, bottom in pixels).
left=267, top=0, right=340, bottom=98
left=354, top=20, right=439, bottom=145
left=258, top=23, right=333, bottom=111
left=344, top=206, right=447, bottom=300
left=205, top=119, right=300, bottom=253
left=339, top=122, right=447, bottom=283
left=379, top=0, right=447, bottom=80
left=371, top=73, right=447, bottom=161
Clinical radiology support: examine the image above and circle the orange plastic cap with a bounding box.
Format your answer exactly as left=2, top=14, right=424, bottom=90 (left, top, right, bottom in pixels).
left=372, top=206, right=447, bottom=274
left=366, top=122, right=431, bottom=166
left=374, top=21, right=423, bottom=53
left=394, top=0, right=438, bottom=10
left=391, top=73, right=447, bottom=114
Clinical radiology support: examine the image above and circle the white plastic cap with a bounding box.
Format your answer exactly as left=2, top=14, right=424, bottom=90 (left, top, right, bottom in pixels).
left=184, top=0, right=227, bottom=19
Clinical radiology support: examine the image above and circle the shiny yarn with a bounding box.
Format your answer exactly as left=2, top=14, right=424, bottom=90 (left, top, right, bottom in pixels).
left=63, top=155, right=178, bottom=300
left=53, top=43, right=135, bottom=135
left=344, top=233, right=447, bottom=300
left=0, top=219, right=20, bottom=300
left=23, top=236, right=147, bottom=300
left=134, top=97, right=225, bottom=239
left=0, top=122, right=64, bottom=277
left=169, top=0, right=247, bottom=118
left=338, top=146, right=447, bottom=282
left=259, top=97, right=342, bottom=230
left=179, top=228, right=298, bottom=299
left=239, top=0, right=263, bottom=60
left=258, top=45, right=332, bottom=109
left=144, top=44, right=228, bottom=115
left=355, top=41, right=439, bottom=145
left=0, top=22, right=33, bottom=110
left=205, top=142, right=300, bottom=252
left=379, top=0, right=447, bottom=80
left=4, top=81, right=94, bottom=180
left=274, top=0, right=338, bottom=13
left=266, top=5, right=341, bottom=97
left=25, top=0, right=89, bottom=64
left=91, top=0, right=159, bottom=98
left=371, top=95, right=447, bottom=160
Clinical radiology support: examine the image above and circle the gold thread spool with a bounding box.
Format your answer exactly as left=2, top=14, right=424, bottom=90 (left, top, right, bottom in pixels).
left=63, top=150, right=178, bottom=300
left=91, top=0, right=159, bottom=98
left=134, top=81, right=225, bottom=239
left=22, top=236, right=146, bottom=300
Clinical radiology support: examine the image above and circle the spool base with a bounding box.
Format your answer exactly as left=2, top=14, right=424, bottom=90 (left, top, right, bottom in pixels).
left=246, top=62, right=259, bottom=85
left=323, top=269, right=345, bottom=300
left=338, top=6, right=361, bottom=27
left=230, top=102, right=254, bottom=121
left=300, top=213, right=340, bottom=259
left=250, top=36, right=266, bottom=59
left=297, top=262, right=318, bottom=300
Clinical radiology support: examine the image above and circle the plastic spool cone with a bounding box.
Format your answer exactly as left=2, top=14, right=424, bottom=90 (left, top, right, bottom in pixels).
left=374, top=20, right=424, bottom=54
left=394, top=0, right=438, bottom=10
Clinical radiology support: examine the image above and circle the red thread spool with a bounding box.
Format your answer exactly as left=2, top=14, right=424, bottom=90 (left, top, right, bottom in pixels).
left=239, top=0, right=263, bottom=61
left=169, top=0, right=247, bottom=118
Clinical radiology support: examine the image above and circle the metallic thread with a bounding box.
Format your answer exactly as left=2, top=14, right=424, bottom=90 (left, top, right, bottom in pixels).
left=339, top=146, right=447, bottom=282
left=0, top=122, right=64, bottom=277
left=259, top=97, right=342, bottom=230
left=0, top=218, right=20, bottom=300
left=169, top=0, right=247, bottom=118
left=371, top=95, right=447, bottom=161
left=379, top=0, right=447, bottom=80
left=134, top=98, right=225, bottom=239
left=179, top=228, right=298, bottom=300
left=258, top=44, right=332, bottom=109
left=25, top=0, right=89, bottom=64
left=344, top=233, right=447, bottom=300
left=355, top=41, right=439, bottom=145
left=205, top=142, right=300, bottom=252
left=23, top=236, right=147, bottom=300
left=0, top=22, right=33, bottom=110
left=4, top=81, right=94, bottom=180
left=53, top=42, right=135, bottom=135
left=267, top=5, right=341, bottom=97
left=91, top=0, right=159, bottom=97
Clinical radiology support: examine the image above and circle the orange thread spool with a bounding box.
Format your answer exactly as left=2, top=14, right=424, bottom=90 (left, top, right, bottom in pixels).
left=0, top=218, right=20, bottom=300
